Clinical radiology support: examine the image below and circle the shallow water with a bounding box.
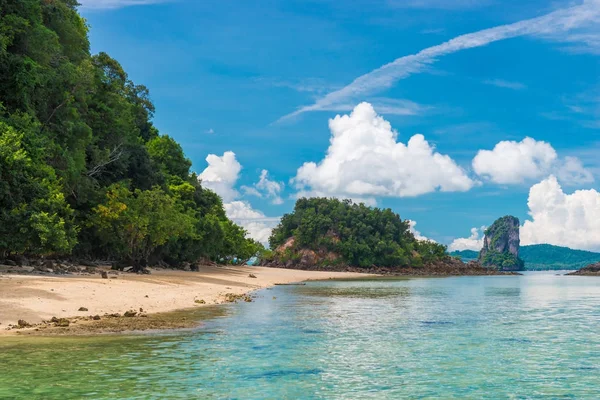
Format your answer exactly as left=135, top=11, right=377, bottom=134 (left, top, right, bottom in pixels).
left=1, top=272, right=600, bottom=399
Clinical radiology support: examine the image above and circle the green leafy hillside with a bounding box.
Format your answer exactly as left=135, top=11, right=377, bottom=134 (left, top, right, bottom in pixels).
left=520, top=244, right=600, bottom=270
left=269, top=198, right=448, bottom=268
left=0, top=0, right=261, bottom=268
left=450, top=245, right=600, bottom=270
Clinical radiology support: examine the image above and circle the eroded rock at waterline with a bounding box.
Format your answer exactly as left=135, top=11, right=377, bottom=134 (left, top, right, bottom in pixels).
left=567, top=262, right=600, bottom=276
left=479, top=216, right=524, bottom=271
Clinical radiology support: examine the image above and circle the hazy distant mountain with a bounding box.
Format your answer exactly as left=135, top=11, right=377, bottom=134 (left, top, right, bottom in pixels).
left=449, top=244, right=600, bottom=271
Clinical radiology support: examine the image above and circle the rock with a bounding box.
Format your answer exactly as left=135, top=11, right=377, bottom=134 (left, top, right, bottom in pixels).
left=248, top=274, right=257, bottom=278
left=78, top=307, right=88, bottom=312
left=4, top=259, right=17, bottom=266
left=56, top=318, right=70, bottom=327
left=478, top=216, right=524, bottom=271
left=194, top=299, right=206, bottom=304
left=44, top=260, right=54, bottom=269
left=100, top=271, right=108, bottom=279
left=567, top=262, right=600, bottom=275
left=17, top=320, right=31, bottom=328
left=92, top=315, right=101, bottom=320
left=123, top=310, right=137, bottom=317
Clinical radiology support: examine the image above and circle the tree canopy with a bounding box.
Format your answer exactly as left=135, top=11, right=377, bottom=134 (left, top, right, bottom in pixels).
left=269, top=198, right=447, bottom=268
left=0, top=0, right=262, bottom=266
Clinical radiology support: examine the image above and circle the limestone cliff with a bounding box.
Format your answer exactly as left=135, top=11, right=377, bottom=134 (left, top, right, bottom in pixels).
left=478, top=216, right=524, bottom=271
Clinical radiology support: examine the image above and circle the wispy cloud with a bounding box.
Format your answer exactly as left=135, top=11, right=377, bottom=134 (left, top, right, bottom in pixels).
left=541, top=85, right=600, bottom=128
left=483, top=79, right=527, bottom=90
left=278, top=1, right=600, bottom=122
left=317, top=97, right=434, bottom=116
left=387, top=0, right=493, bottom=10
left=254, top=77, right=340, bottom=95
left=78, top=0, right=171, bottom=10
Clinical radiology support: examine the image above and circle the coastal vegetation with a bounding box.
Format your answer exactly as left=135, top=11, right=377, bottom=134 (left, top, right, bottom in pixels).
left=267, top=197, right=448, bottom=268
left=451, top=244, right=600, bottom=270
left=478, top=216, right=524, bottom=271
left=0, top=0, right=262, bottom=268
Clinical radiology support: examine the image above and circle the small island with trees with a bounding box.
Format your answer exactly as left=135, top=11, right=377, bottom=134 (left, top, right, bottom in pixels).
left=261, top=198, right=517, bottom=275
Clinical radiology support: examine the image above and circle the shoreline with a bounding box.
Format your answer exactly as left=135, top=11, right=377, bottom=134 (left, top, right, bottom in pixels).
left=0, top=265, right=372, bottom=337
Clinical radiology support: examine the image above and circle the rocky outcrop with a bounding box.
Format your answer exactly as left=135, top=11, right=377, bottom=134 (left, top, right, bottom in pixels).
left=262, top=236, right=517, bottom=276
left=478, top=216, right=524, bottom=271
left=567, top=262, right=600, bottom=276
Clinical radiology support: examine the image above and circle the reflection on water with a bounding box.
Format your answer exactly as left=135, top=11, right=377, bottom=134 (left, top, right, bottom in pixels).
left=1, top=272, right=600, bottom=399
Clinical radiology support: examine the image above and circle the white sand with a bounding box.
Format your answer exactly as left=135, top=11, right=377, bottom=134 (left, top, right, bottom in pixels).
left=0, top=265, right=367, bottom=334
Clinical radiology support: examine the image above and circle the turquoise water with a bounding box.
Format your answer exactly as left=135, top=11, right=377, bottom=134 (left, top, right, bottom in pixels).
left=1, top=272, right=600, bottom=399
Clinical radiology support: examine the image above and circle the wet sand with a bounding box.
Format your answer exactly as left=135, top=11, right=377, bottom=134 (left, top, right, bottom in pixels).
left=0, top=265, right=369, bottom=336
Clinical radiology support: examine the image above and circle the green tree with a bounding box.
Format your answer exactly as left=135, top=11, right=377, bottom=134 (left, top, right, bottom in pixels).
left=0, top=121, right=77, bottom=256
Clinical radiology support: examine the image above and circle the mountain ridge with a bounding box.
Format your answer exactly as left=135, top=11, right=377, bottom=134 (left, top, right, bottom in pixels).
left=451, top=244, right=600, bottom=270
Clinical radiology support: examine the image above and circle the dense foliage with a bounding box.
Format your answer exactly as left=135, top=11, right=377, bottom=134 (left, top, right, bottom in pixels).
left=479, top=216, right=524, bottom=270
left=0, top=0, right=262, bottom=267
left=520, top=244, right=600, bottom=270
left=269, top=198, right=447, bottom=268
left=450, top=245, right=600, bottom=270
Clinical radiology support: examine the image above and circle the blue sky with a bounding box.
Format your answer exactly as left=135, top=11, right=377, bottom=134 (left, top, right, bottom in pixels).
left=80, top=0, right=600, bottom=251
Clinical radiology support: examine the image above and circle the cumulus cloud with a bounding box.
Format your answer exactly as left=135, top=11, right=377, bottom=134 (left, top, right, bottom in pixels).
left=279, top=1, right=600, bottom=122
left=521, top=176, right=600, bottom=251
left=293, top=102, right=474, bottom=203
left=198, top=152, right=278, bottom=244
left=224, top=201, right=280, bottom=244
left=472, top=137, right=593, bottom=185
left=78, top=0, right=170, bottom=9
left=242, top=170, right=284, bottom=205
left=448, top=226, right=486, bottom=252
left=408, top=221, right=435, bottom=242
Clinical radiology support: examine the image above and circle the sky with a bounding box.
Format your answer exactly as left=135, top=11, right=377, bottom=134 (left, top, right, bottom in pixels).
left=79, top=0, right=600, bottom=251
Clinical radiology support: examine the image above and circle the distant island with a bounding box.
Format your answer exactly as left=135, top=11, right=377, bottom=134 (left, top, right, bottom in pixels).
left=262, top=198, right=516, bottom=276
left=478, top=216, right=524, bottom=271
left=451, top=244, right=600, bottom=270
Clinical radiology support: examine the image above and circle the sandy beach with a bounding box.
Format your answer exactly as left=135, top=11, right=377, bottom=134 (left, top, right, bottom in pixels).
left=0, top=265, right=368, bottom=336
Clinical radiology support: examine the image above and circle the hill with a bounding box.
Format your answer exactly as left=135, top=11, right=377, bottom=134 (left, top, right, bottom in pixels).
left=0, top=1, right=261, bottom=270
left=266, top=198, right=448, bottom=268
left=451, top=244, right=600, bottom=270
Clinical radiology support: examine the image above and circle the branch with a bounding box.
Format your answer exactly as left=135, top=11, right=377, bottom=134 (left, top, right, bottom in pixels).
left=87, top=144, right=124, bottom=178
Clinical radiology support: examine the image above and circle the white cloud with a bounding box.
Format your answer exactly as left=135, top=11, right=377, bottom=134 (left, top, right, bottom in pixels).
left=78, top=0, right=170, bottom=9
left=206, top=128, right=215, bottom=134
left=242, top=170, right=284, bottom=205
left=293, top=102, right=475, bottom=203
left=311, top=98, right=433, bottom=117
left=224, top=201, right=279, bottom=245
left=472, top=137, right=558, bottom=184
left=472, top=137, right=593, bottom=185
left=521, top=176, right=600, bottom=251
left=483, top=79, right=527, bottom=90
left=279, top=1, right=600, bottom=121
left=448, top=226, right=486, bottom=252
left=198, top=153, right=279, bottom=244
left=408, top=220, right=435, bottom=242
left=198, top=151, right=241, bottom=202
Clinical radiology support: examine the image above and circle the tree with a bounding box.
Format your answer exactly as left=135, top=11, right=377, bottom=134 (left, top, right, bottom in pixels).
left=0, top=121, right=76, bottom=256
left=92, top=184, right=195, bottom=271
